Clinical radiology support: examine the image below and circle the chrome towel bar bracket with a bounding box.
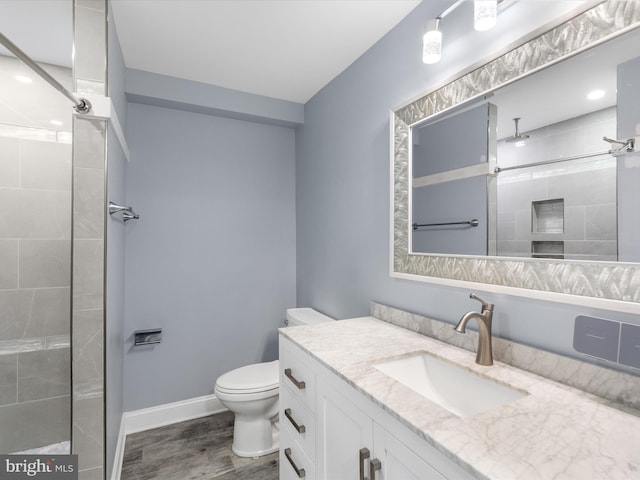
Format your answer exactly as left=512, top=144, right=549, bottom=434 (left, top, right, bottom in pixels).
left=108, top=201, right=140, bottom=222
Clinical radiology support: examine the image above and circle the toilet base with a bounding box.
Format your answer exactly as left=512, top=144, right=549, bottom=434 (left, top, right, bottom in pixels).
left=231, top=416, right=279, bottom=458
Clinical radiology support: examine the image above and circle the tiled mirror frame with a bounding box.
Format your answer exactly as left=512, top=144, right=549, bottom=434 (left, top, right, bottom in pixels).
left=391, top=1, right=640, bottom=310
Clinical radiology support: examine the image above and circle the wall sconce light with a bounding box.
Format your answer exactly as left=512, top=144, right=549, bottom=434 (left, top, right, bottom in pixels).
left=422, top=18, right=442, bottom=64
left=474, top=1, right=497, bottom=31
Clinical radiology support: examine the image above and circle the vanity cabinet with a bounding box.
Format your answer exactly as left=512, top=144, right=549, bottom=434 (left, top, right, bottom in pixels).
left=279, top=335, right=476, bottom=480
left=280, top=335, right=318, bottom=480
left=317, top=378, right=447, bottom=480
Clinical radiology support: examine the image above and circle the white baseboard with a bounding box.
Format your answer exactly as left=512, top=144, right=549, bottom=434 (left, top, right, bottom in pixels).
left=110, top=414, right=126, bottom=480
left=111, top=394, right=227, bottom=480
left=124, top=394, right=227, bottom=435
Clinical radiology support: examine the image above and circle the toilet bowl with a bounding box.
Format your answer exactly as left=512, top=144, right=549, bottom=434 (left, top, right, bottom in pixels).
left=214, top=308, right=334, bottom=457
left=214, top=360, right=280, bottom=457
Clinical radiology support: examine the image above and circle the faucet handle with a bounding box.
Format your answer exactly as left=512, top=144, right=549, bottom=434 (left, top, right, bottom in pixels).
left=470, top=293, right=494, bottom=311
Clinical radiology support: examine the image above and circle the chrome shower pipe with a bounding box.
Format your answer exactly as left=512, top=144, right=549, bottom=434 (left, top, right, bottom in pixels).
left=0, top=32, right=91, bottom=114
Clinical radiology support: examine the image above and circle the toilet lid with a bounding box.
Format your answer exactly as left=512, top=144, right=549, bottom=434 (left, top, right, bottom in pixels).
left=215, top=360, right=279, bottom=393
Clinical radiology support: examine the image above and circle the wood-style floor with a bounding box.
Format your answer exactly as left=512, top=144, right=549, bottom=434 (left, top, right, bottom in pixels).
left=121, top=411, right=279, bottom=480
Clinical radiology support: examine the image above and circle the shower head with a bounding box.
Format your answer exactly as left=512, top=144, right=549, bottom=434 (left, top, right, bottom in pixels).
left=505, top=117, right=530, bottom=143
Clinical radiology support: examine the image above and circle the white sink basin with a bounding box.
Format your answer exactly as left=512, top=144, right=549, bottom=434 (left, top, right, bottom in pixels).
left=374, top=352, right=527, bottom=417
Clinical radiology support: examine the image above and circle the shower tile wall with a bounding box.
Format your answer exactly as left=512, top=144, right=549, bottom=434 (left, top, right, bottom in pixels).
left=0, top=134, right=71, bottom=453
left=497, top=107, right=617, bottom=261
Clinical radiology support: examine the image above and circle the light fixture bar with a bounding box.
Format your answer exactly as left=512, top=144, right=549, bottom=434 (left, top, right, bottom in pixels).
left=439, top=0, right=466, bottom=19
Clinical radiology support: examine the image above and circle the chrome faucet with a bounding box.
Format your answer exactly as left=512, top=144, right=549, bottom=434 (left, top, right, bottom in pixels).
left=454, top=293, right=494, bottom=366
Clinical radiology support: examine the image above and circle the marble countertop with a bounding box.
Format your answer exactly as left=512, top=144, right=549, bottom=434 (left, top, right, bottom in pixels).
left=280, top=316, right=640, bottom=480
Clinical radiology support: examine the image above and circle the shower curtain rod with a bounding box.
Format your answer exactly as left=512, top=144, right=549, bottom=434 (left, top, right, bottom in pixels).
left=494, top=150, right=612, bottom=173
left=0, top=32, right=91, bottom=114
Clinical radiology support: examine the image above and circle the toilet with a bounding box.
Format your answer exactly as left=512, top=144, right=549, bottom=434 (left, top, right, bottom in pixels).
left=214, top=307, right=334, bottom=457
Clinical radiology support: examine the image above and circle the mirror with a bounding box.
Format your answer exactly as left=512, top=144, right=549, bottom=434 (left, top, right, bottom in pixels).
left=392, top=1, right=640, bottom=306
left=410, top=29, right=640, bottom=262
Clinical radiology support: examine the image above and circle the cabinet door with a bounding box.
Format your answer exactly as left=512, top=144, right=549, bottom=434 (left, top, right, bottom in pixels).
left=373, top=424, right=446, bottom=480
left=317, top=380, right=373, bottom=480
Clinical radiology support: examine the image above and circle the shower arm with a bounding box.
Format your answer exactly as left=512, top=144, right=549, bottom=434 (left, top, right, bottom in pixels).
left=0, top=32, right=91, bottom=114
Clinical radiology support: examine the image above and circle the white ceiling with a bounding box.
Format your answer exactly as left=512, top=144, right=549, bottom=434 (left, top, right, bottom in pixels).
left=0, top=0, right=420, bottom=104
left=2, top=0, right=638, bottom=134
left=0, top=1, right=72, bottom=67
left=110, top=0, right=421, bottom=104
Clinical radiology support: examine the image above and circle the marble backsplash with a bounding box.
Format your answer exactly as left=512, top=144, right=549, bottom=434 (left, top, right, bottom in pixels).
left=371, top=302, right=640, bottom=411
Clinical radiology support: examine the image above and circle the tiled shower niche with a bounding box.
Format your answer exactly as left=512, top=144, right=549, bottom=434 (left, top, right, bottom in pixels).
left=531, top=199, right=564, bottom=259
left=532, top=198, right=564, bottom=234
left=532, top=240, right=564, bottom=259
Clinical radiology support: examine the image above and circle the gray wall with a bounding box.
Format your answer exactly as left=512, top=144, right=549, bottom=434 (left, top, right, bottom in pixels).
left=105, top=3, right=127, bottom=478
left=123, top=103, right=296, bottom=411
left=412, top=103, right=491, bottom=254
left=412, top=176, right=488, bottom=255
left=413, top=103, right=491, bottom=177
left=295, top=1, right=640, bottom=374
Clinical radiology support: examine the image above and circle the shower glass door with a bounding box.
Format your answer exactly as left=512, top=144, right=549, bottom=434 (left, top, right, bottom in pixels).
left=0, top=3, right=72, bottom=454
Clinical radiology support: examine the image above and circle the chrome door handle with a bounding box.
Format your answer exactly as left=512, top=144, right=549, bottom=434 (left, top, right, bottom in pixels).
left=370, top=458, right=381, bottom=480
left=284, top=368, right=306, bottom=389
left=284, top=448, right=306, bottom=478
left=284, top=408, right=305, bottom=433
left=359, top=447, right=370, bottom=480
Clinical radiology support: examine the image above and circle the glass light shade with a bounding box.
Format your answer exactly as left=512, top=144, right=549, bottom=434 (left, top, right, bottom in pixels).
left=422, top=28, right=442, bottom=64
left=474, top=1, right=497, bottom=31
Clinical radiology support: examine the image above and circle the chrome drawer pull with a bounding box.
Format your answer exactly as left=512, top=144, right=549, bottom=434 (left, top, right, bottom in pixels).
left=359, top=448, right=370, bottom=480
left=284, top=368, right=306, bottom=389
left=284, top=408, right=306, bottom=433
left=370, top=458, right=381, bottom=480
left=284, top=448, right=306, bottom=478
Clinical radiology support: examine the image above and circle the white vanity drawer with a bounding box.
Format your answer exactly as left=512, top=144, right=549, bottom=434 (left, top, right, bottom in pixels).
left=280, top=437, right=315, bottom=480
left=281, top=383, right=316, bottom=461
left=280, top=337, right=316, bottom=412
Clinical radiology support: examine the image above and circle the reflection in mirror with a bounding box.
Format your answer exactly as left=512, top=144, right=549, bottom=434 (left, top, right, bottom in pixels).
left=410, top=27, right=640, bottom=263
left=411, top=102, right=496, bottom=256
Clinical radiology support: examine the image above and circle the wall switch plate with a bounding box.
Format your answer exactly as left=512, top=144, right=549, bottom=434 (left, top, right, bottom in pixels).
left=573, top=315, right=620, bottom=362
left=619, top=323, right=640, bottom=369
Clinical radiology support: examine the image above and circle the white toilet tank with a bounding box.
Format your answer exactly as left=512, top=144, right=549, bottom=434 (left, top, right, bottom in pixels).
left=286, top=307, right=334, bottom=326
